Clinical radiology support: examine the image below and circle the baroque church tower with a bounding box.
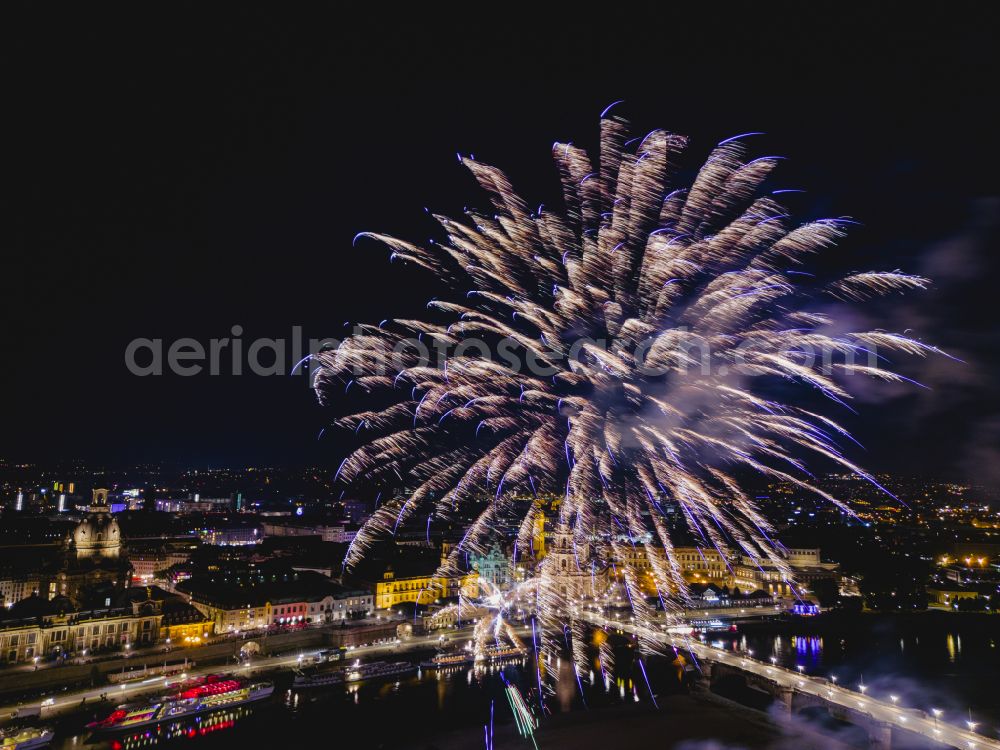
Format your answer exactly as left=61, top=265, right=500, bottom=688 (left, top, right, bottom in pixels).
left=542, top=520, right=606, bottom=602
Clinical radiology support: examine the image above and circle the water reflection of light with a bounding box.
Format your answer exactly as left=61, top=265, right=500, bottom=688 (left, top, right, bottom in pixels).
left=113, top=707, right=249, bottom=750
left=946, top=633, right=957, bottom=663
left=792, top=636, right=822, bottom=656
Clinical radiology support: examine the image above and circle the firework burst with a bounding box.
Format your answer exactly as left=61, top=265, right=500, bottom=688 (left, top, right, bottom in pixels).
left=314, top=110, right=941, bottom=675
left=434, top=578, right=532, bottom=660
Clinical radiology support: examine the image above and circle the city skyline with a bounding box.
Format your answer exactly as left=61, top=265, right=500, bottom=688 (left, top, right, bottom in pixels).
left=3, top=465, right=1000, bottom=746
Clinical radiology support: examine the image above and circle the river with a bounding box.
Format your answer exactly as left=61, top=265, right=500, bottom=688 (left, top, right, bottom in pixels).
left=46, top=613, right=1000, bottom=749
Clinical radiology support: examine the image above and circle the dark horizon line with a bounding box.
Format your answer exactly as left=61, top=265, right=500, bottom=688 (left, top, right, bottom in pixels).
left=1, top=454, right=994, bottom=490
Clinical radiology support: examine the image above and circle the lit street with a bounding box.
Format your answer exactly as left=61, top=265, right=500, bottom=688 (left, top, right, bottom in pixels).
left=0, top=624, right=488, bottom=722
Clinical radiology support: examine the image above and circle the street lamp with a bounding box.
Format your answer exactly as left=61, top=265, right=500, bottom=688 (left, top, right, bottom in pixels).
left=859, top=683, right=867, bottom=695
left=932, top=708, right=942, bottom=728
left=890, top=694, right=898, bottom=705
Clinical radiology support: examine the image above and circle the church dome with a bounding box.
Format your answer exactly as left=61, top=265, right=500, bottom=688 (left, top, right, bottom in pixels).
left=71, top=508, right=121, bottom=560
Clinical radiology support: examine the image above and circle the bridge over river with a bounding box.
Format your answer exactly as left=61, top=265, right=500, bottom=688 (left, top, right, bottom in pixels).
left=586, top=613, right=993, bottom=750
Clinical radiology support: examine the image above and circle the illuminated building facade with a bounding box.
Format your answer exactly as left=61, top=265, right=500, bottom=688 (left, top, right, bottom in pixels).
left=0, top=586, right=205, bottom=664
left=732, top=547, right=839, bottom=596
left=179, top=574, right=372, bottom=632
left=369, top=564, right=478, bottom=610
left=613, top=543, right=730, bottom=593
left=469, top=542, right=511, bottom=590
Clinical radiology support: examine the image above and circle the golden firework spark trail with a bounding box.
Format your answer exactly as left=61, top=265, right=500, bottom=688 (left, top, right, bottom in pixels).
left=314, top=111, right=942, bottom=683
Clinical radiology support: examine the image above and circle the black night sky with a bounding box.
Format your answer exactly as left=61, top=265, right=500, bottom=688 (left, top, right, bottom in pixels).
left=4, top=6, right=999, bottom=483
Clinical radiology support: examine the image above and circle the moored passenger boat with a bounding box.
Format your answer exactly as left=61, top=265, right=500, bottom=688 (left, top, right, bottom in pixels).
left=0, top=726, right=54, bottom=750
left=86, top=679, right=274, bottom=734
left=344, top=661, right=416, bottom=682
left=292, top=670, right=346, bottom=689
